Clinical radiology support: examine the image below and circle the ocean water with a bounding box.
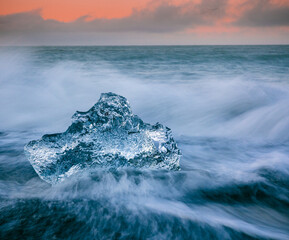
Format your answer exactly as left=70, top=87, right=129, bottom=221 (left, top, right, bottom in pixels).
left=0, top=45, right=289, bottom=239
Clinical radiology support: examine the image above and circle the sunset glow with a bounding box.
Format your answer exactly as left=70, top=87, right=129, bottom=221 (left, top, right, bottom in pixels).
left=0, top=0, right=288, bottom=45
left=1, top=0, right=151, bottom=21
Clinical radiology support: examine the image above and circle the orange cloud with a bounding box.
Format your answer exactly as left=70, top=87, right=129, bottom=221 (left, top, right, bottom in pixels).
left=0, top=0, right=150, bottom=22
left=1, top=0, right=289, bottom=23
left=0, top=0, right=288, bottom=45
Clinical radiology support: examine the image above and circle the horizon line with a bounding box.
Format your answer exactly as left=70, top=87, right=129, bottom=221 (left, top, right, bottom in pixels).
left=1, top=44, right=289, bottom=47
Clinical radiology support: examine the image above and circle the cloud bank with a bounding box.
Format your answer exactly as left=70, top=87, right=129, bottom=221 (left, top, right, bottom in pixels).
left=235, top=0, right=289, bottom=27
left=0, top=0, right=288, bottom=45
left=0, top=1, right=225, bottom=33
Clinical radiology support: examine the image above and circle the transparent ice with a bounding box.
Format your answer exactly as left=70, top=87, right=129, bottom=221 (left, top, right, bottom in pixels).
left=24, top=93, right=181, bottom=184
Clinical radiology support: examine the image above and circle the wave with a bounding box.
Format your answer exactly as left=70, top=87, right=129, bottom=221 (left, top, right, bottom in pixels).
left=1, top=47, right=289, bottom=239
left=0, top=49, right=289, bottom=143
left=1, top=161, right=289, bottom=240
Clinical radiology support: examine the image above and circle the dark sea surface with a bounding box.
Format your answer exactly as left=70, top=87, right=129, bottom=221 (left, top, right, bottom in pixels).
left=0, top=45, right=289, bottom=239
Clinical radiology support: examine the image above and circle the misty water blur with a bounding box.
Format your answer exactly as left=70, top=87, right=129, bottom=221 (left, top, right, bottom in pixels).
left=0, top=46, right=289, bottom=239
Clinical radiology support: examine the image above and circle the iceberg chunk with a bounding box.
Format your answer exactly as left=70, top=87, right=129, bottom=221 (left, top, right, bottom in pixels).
left=25, top=92, right=181, bottom=184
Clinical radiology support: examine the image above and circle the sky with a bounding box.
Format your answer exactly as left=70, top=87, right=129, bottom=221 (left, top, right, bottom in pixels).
left=0, top=0, right=289, bottom=45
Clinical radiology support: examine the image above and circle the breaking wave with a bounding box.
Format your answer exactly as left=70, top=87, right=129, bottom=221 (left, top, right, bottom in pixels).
left=0, top=46, right=289, bottom=239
